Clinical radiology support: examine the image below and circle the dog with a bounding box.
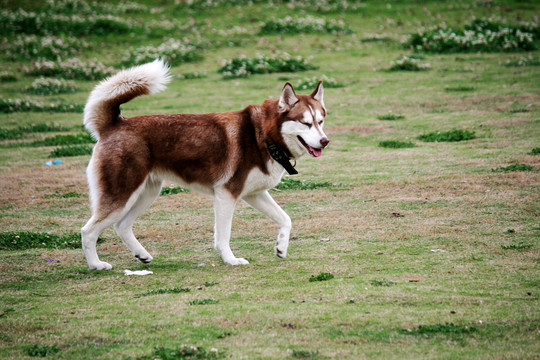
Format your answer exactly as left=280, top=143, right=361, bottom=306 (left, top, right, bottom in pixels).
left=81, top=59, right=329, bottom=270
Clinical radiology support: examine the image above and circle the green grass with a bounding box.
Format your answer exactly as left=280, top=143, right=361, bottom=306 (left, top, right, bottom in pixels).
left=291, top=349, right=320, bottom=359
left=417, top=129, right=476, bottom=142
left=49, top=144, right=93, bottom=157
left=0, top=1, right=539, bottom=359
left=501, top=242, right=534, bottom=251
left=376, top=114, right=405, bottom=121
left=141, top=287, right=191, bottom=297
left=160, top=186, right=191, bottom=196
left=401, top=323, right=476, bottom=336
left=378, top=140, right=416, bottom=148
left=25, top=344, right=60, bottom=357
left=0, top=231, right=103, bottom=250
left=44, top=192, right=86, bottom=199
left=0, top=123, right=69, bottom=140
left=309, top=272, right=334, bottom=282
left=491, top=164, right=533, bottom=172
left=370, top=279, right=395, bottom=287
left=189, top=299, right=220, bottom=306
left=134, top=345, right=224, bottom=360
left=445, top=86, right=475, bottom=92
left=275, top=178, right=333, bottom=191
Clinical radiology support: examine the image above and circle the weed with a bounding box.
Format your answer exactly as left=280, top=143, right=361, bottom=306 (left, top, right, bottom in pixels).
left=3, top=35, right=87, bottom=61
left=178, top=72, right=207, bottom=80
left=160, top=186, right=191, bottom=196
left=491, top=164, right=533, bottom=172
left=406, top=18, right=537, bottom=53
left=377, top=113, right=405, bottom=120
left=529, top=147, right=540, bottom=155
left=401, top=322, right=476, bottom=336
left=0, top=123, right=68, bottom=140
left=24, top=78, right=78, bottom=96
left=0, top=98, right=83, bottom=113
left=361, top=34, right=394, bottom=43
left=44, top=191, right=85, bottom=198
left=417, top=129, right=476, bottom=142
left=121, top=39, right=203, bottom=67
left=370, top=279, right=395, bottom=287
left=142, top=287, right=191, bottom=296
left=45, top=0, right=148, bottom=16
left=49, top=144, right=93, bottom=157
left=295, top=75, right=344, bottom=90
left=204, top=281, right=218, bottom=287
left=137, top=345, right=223, bottom=360
left=275, top=178, right=333, bottom=191
left=2, top=133, right=96, bottom=148
left=0, top=8, right=134, bottom=36
left=445, top=86, right=475, bottom=92
left=0, top=231, right=103, bottom=250
left=260, top=16, right=351, bottom=35
left=309, top=272, right=334, bottom=282
left=276, top=0, right=364, bottom=13
left=0, top=71, right=17, bottom=82
left=218, top=54, right=317, bottom=79
left=0, top=308, right=15, bottom=318
left=25, top=58, right=115, bottom=81
left=189, top=299, right=219, bottom=305
left=509, top=109, right=530, bottom=113
left=501, top=242, right=533, bottom=251
left=378, top=140, right=415, bottom=149
left=505, top=54, right=540, bottom=67
left=25, top=344, right=60, bottom=357
left=389, top=56, right=431, bottom=71
left=292, top=349, right=320, bottom=359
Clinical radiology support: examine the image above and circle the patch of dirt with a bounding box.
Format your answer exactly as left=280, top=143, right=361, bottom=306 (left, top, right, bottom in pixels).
left=326, top=125, right=389, bottom=135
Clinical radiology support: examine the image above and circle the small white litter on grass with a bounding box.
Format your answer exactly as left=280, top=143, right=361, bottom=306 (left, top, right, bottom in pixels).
left=123, top=270, right=153, bottom=276
left=431, top=249, right=446, bottom=253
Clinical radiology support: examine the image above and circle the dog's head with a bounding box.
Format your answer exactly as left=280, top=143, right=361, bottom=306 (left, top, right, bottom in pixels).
left=277, top=81, right=329, bottom=159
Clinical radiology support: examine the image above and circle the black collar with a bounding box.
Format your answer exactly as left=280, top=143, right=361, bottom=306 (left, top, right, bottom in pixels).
left=266, top=141, right=298, bottom=175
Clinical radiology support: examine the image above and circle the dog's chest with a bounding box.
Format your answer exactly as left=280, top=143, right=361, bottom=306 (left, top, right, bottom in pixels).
left=240, top=160, right=285, bottom=196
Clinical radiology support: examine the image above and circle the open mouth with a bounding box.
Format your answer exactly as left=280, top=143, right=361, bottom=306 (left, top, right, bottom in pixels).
left=297, top=136, right=322, bottom=157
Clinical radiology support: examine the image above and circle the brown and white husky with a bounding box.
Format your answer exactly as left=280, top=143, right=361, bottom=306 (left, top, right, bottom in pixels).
left=81, top=59, right=329, bottom=270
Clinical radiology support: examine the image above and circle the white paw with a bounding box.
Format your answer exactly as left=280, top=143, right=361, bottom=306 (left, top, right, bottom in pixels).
left=275, top=245, right=288, bottom=259
left=134, top=252, right=153, bottom=264
left=89, top=261, right=112, bottom=270
left=225, top=257, right=249, bottom=265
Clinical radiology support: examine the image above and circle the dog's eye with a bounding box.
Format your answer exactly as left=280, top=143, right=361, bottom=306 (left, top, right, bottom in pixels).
left=300, top=121, right=311, bottom=128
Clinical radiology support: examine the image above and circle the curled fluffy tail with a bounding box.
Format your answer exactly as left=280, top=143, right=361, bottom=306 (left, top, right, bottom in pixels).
left=83, top=59, right=171, bottom=140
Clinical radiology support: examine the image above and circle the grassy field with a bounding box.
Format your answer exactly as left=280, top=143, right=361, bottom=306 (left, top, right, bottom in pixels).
left=1, top=0, right=539, bottom=359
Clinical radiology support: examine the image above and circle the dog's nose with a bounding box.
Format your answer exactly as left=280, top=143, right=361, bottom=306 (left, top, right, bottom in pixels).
left=320, top=137, right=330, bottom=148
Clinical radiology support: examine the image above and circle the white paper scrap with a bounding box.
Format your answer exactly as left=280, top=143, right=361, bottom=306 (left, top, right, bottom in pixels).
left=123, top=269, right=153, bottom=276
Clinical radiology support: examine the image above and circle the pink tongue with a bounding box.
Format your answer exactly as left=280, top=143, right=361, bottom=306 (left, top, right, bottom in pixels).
left=309, top=146, right=322, bottom=157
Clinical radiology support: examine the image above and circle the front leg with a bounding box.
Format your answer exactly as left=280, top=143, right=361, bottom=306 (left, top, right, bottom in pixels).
left=243, top=191, right=292, bottom=259
left=213, top=187, right=249, bottom=265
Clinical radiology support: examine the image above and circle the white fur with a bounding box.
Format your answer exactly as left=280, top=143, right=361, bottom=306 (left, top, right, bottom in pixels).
left=281, top=120, right=328, bottom=157
left=84, top=59, right=171, bottom=140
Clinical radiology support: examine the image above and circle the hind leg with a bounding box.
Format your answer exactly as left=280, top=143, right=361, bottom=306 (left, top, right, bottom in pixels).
left=82, top=213, right=122, bottom=270
left=82, top=171, right=149, bottom=270
left=114, top=178, right=163, bottom=264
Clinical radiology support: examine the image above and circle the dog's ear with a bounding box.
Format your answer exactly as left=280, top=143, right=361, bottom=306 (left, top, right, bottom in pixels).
left=278, top=82, right=298, bottom=113
left=310, top=80, right=325, bottom=109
